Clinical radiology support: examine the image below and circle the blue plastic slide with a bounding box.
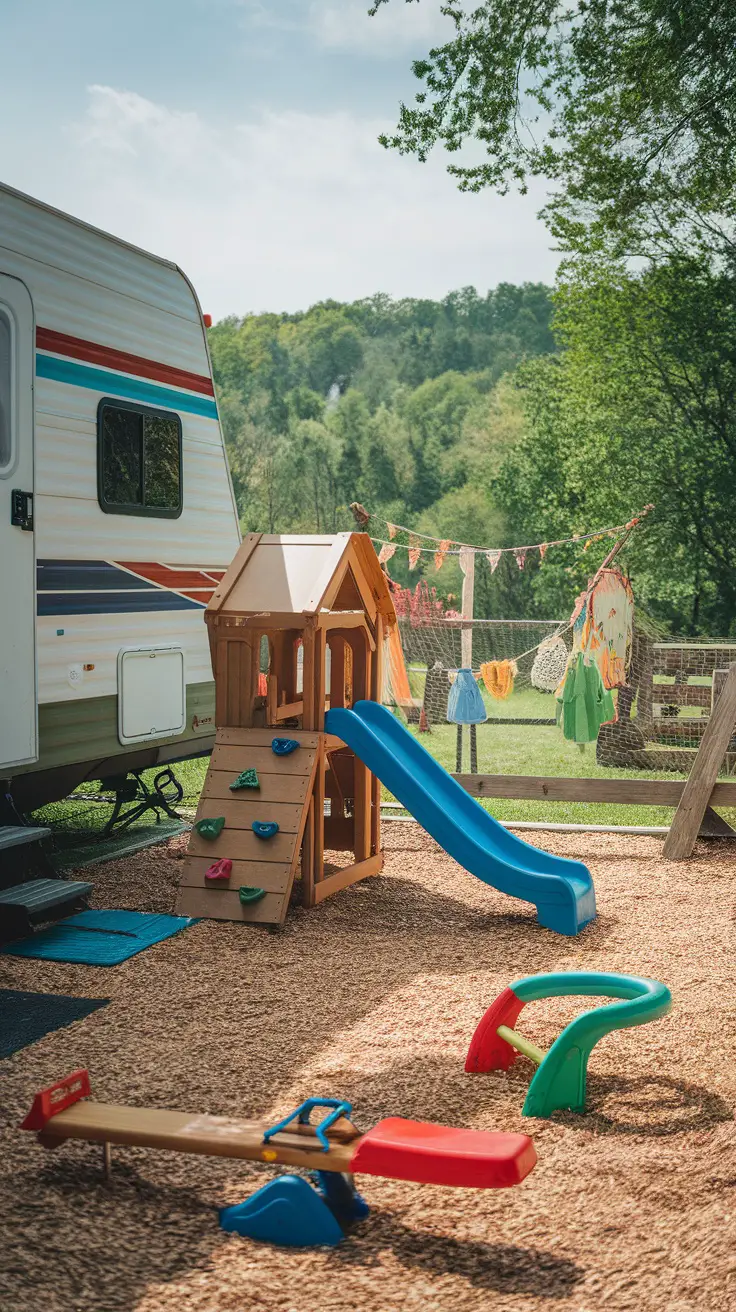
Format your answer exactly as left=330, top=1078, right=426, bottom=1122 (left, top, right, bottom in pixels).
left=325, top=701, right=596, bottom=936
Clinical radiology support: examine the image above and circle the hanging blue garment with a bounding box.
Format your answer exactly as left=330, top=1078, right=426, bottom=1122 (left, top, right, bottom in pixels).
left=447, top=668, right=487, bottom=724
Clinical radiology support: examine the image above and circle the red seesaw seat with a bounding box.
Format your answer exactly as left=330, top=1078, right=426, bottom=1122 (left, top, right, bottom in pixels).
left=349, top=1117, right=536, bottom=1188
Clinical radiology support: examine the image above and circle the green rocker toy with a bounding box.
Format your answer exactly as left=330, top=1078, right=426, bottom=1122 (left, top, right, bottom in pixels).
left=465, top=971, right=672, bottom=1118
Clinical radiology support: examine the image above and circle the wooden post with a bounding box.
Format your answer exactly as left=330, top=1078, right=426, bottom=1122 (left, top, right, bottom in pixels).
left=663, top=663, right=736, bottom=859
left=370, top=616, right=385, bottom=856
left=351, top=632, right=372, bottom=862
left=329, top=635, right=347, bottom=709
left=301, top=623, right=316, bottom=730
left=458, top=546, right=475, bottom=776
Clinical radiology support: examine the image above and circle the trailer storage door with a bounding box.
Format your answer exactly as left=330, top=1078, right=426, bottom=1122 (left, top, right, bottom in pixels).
left=0, top=273, right=37, bottom=770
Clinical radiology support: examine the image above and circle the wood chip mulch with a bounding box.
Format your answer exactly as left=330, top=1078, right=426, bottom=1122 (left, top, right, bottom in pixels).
left=1, top=824, right=734, bottom=1312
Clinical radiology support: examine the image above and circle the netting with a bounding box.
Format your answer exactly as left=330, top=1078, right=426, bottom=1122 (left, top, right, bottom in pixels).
left=384, top=578, right=736, bottom=783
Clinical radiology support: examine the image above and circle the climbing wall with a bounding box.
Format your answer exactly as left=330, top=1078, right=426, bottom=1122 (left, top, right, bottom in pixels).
left=175, top=728, right=318, bottom=926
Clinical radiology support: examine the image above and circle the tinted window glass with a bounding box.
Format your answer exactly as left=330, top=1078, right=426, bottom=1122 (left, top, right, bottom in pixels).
left=98, top=401, right=182, bottom=517
left=144, top=414, right=181, bottom=508
left=0, top=310, right=11, bottom=472
left=101, top=406, right=142, bottom=506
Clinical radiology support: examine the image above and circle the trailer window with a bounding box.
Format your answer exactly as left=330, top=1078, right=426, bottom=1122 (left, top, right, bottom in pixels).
left=98, top=399, right=182, bottom=518
left=0, top=309, right=11, bottom=473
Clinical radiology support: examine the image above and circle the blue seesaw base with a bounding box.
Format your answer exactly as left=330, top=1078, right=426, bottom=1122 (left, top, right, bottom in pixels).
left=219, top=1172, right=369, bottom=1248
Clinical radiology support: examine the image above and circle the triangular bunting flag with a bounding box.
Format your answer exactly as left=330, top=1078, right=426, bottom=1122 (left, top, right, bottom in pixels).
left=378, top=542, right=397, bottom=565
left=387, top=522, right=397, bottom=540
left=539, top=543, right=549, bottom=562
left=458, top=545, right=474, bottom=576
left=485, top=549, right=502, bottom=573
left=514, top=548, right=528, bottom=570
left=434, top=539, right=451, bottom=572
left=408, top=535, right=421, bottom=569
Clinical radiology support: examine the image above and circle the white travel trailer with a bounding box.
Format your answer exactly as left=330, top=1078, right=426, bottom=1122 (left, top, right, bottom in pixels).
left=0, top=182, right=241, bottom=815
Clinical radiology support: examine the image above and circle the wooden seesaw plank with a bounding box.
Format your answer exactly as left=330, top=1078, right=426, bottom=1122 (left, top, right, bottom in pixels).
left=22, top=1071, right=537, bottom=1190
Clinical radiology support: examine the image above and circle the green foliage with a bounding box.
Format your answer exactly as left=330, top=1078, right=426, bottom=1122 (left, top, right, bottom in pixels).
left=209, top=284, right=553, bottom=572
left=496, top=256, right=736, bottom=634
left=373, top=1, right=736, bottom=257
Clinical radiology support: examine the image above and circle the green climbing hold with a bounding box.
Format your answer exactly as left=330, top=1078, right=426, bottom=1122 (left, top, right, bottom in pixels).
left=230, top=768, right=259, bottom=791
left=195, top=816, right=225, bottom=841
left=239, top=886, right=266, bottom=905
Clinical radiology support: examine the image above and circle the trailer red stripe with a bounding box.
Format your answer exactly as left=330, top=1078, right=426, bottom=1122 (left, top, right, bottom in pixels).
left=36, top=327, right=215, bottom=397
left=116, top=563, right=222, bottom=590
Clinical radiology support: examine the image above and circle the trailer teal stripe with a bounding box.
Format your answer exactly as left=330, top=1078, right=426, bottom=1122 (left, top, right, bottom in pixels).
left=36, top=353, right=219, bottom=420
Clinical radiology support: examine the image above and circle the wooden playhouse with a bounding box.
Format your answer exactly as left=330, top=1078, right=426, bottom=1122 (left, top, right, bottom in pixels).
left=175, top=532, right=396, bottom=926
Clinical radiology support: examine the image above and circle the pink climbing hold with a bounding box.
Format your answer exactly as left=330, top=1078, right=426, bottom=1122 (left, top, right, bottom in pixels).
left=205, top=859, right=233, bottom=882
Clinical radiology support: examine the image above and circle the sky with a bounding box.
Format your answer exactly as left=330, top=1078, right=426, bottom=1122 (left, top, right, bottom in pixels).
left=0, top=0, right=558, bottom=318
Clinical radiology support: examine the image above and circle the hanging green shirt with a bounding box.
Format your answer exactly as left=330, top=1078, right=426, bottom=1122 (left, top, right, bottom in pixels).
left=556, top=653, right=615, bottom=744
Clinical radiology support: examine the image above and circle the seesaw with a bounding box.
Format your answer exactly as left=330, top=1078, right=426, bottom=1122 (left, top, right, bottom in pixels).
left=21, top=1071, right=537, bottom=1247
left=465, top=971, right=672, bottom=1118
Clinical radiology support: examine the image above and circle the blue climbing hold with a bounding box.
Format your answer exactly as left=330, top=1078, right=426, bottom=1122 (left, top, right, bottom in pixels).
left=252, top=821, right=279, bottom=840
left=220, top=1176, right=345, bottom=1248
left=272, top=738, right=300, bottom=756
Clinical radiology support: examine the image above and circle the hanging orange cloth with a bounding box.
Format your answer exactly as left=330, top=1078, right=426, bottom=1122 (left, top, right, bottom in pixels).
left=480, top=660, right=518, bottom=700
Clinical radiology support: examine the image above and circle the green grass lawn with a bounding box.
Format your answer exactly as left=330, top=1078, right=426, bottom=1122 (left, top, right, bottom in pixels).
left=33, top=678, right=730, bottom=840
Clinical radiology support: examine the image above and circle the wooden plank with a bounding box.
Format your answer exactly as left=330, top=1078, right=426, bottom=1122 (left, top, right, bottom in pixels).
left=313, top=740, right=326, bottom=886
left=37, top=1100, right=359, bottom=1174
left=187, top=828, right=298, bottom=863
left=274, top=700, right=304, bottom=721
left=207, top=532, right=263, bottom=615
left=210, top=745, right=315, bottom=776
left=201, top=771, right=313, bottom=803
left=179, top=858, right=292, bottom=892
left=664, top=663, right=736, bottom=860
left=215, top=728, right=319, bottom=750
left=323, top=814, right=355, bottom=849
left=215, top=640, right=228, bottom=727
left=457, top=772, right=736, bottom=809
left=328, top=634, right=347, bottom=710
left=651, top=720, right=716, bottom=740
left=457, top=774, right=687, bottom=805
left=175, top=885, right=292, bottom=925
left=226, top=641, right=242, bottom=726
left=312, top=852, right=383, bottom=904
left=651, top=684, right=712, bottom=708
left=189, top=799, right=303, bottom=832
left=301, top=794, right=316, bottom=906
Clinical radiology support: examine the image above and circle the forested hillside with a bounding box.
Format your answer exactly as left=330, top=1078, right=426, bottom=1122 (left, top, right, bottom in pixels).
left=208, top=283, right=554, bottom=608
left=209, top=265, right=736, bottom=638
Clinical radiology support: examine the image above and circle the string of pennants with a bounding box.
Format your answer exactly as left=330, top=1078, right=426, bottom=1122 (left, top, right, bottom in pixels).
left=368, top=506, right=653, bottom=572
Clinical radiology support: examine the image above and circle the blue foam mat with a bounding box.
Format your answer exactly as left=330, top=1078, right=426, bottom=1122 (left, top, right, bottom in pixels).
left=2, top=910, right=198, bottom=965
left=0, top=989, right=109, bottom=1058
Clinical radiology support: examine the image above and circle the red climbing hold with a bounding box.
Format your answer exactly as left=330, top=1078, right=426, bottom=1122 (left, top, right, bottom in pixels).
left=205, top=859, right=233, bottom=882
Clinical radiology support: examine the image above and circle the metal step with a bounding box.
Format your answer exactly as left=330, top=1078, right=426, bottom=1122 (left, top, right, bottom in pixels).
left=0, top=825, right=51, bottom=852
left=0, top=877, right=93, bottom=942
left=0, top=878, right=92, bottom=913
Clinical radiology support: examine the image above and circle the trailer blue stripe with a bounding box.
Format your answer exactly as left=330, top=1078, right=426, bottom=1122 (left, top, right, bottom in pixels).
left=37, top=560, right=155, bottom=592
left=36, top=353, right=219, bottom=420
left=37, top=590, right=203, bottom=616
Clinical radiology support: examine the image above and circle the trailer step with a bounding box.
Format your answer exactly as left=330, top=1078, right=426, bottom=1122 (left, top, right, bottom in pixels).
left=0, top=878, right=92, bottom=942
left=0, top=825, right=51, bottom=852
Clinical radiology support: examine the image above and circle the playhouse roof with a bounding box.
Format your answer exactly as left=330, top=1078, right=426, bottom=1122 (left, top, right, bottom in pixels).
left=208, top=532, right=396, bottom=626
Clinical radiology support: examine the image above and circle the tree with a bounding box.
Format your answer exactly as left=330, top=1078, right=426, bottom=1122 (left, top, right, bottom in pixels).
left=372, top=1, right=736, bottom=258
left=496, top=256, right=736, bottom=633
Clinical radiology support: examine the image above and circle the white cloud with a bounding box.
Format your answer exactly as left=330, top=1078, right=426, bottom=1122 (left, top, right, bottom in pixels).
left=12, top=84, right=557, bottom=317
left=310, top=0, right=455, bottom=53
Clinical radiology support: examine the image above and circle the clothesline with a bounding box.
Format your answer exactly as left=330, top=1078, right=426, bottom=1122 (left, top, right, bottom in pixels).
left=366, top=505, right=653, bottom=557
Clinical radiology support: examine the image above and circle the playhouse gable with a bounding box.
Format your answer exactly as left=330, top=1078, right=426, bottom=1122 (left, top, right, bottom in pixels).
left=208, top=532, right=395, bottom=625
